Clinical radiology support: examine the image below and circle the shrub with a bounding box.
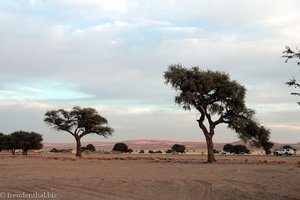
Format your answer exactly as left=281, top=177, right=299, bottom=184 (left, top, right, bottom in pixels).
left=213, top=149, right=220, bottom=154
left=82, top=144, right=96, bottom=152
left=112, top=143, right=128, bottom=152
left=127, top=148, right=133, bottom=153
left=233, top=145, right=250, bottom=154
left=223, top=144, right=235, bottom=153
left=50, top=148, right=70, bottom=153
left=223, top=144, right=250, bottom=154
left=139, top=150, right=145, bottom=154
left=166, top=149, right=173, bottom=154
left=50, top=148, right=59, bottom=153
left=171, top=144, right=186, bottom=153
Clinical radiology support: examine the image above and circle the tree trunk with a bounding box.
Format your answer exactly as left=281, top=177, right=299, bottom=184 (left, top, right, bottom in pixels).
left=75, top=137, right=82, bottom=157
left=12, top=149, right=15, bottom=155
left=205, top=135, right=216, bottom=163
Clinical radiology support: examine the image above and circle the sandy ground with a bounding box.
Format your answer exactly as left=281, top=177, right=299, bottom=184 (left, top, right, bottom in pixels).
left=0, top=153, right=299, bottom=200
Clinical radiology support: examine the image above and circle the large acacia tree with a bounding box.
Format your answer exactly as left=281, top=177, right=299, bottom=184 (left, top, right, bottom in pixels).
left=44, top=106, right=113, bottom=157
left=164, top=64, right=260, bottom=163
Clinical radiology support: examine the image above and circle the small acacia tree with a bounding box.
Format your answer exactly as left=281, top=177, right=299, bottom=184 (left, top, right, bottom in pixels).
left=44, top=106, right=113, bottom=157
left=164, top=64, right=264, bottom=163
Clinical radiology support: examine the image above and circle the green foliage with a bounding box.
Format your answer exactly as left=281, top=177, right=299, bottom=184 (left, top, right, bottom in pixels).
left=164, top=65, right=250, bottom=118
left=223, top=144, right=235, bottom=153
left=50, top=148, right=71, bottom=153
left=165, top=149, right=173, bottom=154
left=44, top=106, right=114, bottom=138
left=283, top=46, right=300, bottom=105
left=0, top=133, right=4, bottom=151
left=50, top=148, right=59, bottom=153
left=164, top=64, right=258, bottom=162
left=223, top=144, right=250, bottom=154
left=236, top=120, right=273, bottom=154
left=113, top=143, right=128, bottom=152
left=139, top=150, right=145, bottom=154
left=127, top=148, right=134, bottom=153
left=44, top=106, right=113, bottom=157
left=82, top=144, right=96, bottom=152
left=171, top=144, right=186, bottom=153
left=233, top=145, right=250, bottom=154
left=5, top=131, right=43, bottom=155
left=261, top=141, right=274, bottom=155
left=0, top=134, right=12, bottom=151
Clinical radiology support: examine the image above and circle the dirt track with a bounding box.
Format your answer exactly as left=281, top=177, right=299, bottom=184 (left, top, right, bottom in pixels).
left=0, top=154, right=299, bottom=200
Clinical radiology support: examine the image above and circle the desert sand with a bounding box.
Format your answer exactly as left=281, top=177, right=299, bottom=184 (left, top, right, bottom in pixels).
left=0, top=153, right=299, bottom=200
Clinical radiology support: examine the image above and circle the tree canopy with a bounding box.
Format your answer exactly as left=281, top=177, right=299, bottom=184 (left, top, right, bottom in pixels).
left=0, top=131, right=43, bottom=155
left=44, top=106, right=113, bottom=157
left=164, top=64, right=271, bottom=162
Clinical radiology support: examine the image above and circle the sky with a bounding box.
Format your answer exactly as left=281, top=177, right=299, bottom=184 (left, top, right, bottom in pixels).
left=0, top=0, right=299, bottom=143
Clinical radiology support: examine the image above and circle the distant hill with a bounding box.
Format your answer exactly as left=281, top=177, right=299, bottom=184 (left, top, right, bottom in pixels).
left=42, top=140, right=300, bottom=152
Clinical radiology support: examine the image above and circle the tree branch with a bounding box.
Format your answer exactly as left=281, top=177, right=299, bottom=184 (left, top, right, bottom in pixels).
left=213, top=116, right=224, bottom=126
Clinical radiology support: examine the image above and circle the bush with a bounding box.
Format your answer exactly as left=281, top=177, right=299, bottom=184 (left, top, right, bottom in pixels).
left=50, top=148, right=59, bottom=153
left=82, top=144, right=96, bottom=152
left=166, top=149, right=173, bottom=154
left=223, top=144, right=250, bottom=154
left=213, top=149, right=220, bottom=154
left=223, top=144, right=235, bottom=153
left=112, top=143, right=128, bottom=152
left=148, top=150, right=154, bottom=154
left=139, top=150, right=145, bottom=154
left=127, top=148, right=133, bottom=153
left=233, top=145, right=250, bottom=154
left=171, top=144, right=186, bottom=153
left=50, top=148, right=71, bottom=153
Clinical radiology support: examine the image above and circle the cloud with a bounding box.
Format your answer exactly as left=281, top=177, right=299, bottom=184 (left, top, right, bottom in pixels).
left=0, top=0, right=299, bottom=143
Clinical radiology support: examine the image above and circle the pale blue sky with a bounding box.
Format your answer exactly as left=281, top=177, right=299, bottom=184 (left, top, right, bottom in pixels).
left=0, top=0, right=299, bottom=143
